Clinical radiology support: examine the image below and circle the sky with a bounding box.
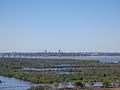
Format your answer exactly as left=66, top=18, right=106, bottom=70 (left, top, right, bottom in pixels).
left=0, top=0, right=120, bottom=52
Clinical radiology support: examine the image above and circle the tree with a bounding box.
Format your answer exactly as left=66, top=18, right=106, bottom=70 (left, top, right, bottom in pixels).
left=103, top=81, right=111, bottom=88
left=74, top=81, right=84, bottom=87
left=53, top=82, right=59, bottom=89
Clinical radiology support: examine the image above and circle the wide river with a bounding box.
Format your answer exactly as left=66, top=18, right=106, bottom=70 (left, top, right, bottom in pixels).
left=2, top=56, right=120, bottom=63
left=32, top=56, right=120, bottom=63
left=1, top=56, right=120, bottom=63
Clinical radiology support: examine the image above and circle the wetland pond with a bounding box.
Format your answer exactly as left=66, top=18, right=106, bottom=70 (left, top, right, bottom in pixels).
left=19, top=64, right=80, bottom=74
left=0, top=76, right=120, bottom=90
left=0, top=76, right=39, bottom=90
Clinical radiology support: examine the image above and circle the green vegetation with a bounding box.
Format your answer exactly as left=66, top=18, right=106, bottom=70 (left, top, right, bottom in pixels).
left=85, top=87, right=94, bottom=90
left=0, top=58, right=120, bottom=87
left=74, top=81, right=84, bottom=87
left=103, top=81, right=111, bottom=88
left=53, top=82, right=59, bottom=89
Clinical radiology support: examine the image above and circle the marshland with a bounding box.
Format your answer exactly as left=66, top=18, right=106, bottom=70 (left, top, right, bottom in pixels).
left=0, top=58, right=120, bottom=90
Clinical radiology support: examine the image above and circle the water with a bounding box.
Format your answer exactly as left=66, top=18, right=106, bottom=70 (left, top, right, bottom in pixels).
left=21, top=67, right=77, bottom=74
left=85, top=82, right=103, bottom=87
left=56, top=64, right=71, bottom=66
left=55, top=72, right=75, bottom=74
left=1, top=76, right=119, bottom=90
left=56, top=82, right=74, bottom=88
left=0, top=76, right=39, bottom=90
left=35, top=56, right=120, bottom=63
left=56, top=82, right=104, bottom=88
left=1, top=56, right=120, bottom=63
left=21, top=67, right=80, bottom=71
left=0, top=76, right=75, bottom=90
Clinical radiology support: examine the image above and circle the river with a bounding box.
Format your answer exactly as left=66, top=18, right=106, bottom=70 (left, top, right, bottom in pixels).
left=1, top=56, right=120, bottom=63
left=0, top=76, right=39, bottom=90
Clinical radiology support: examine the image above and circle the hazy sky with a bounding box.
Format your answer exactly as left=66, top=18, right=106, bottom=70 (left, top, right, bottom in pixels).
left=0, top=0, right=120, bottom=52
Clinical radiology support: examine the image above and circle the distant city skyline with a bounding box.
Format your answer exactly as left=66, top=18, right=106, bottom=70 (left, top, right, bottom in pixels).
left=0, top=0, right=120, bottom=52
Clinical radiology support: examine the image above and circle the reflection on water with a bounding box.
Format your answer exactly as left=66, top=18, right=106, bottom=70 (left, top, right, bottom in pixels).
left=0, top=76, right=39, bottom=90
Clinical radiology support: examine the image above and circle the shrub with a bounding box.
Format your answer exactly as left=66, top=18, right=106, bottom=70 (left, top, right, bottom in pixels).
left=85, top=87, right=94, bottom=90
left=74, top=81, right=84, bottom=87
left=103, top=81, right=111, bottom=88
left=53, top=82, right=59, bottom=89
